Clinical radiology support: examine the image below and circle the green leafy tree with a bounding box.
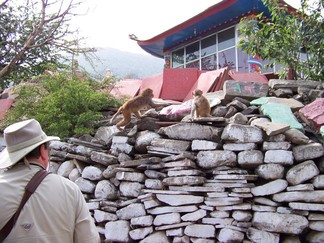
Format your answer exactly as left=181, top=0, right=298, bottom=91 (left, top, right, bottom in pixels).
left=238, top=0, right=324, bottom=80
left=1, top=72, right=122, bottom=138
left=0, top=0, right=94, bottom=89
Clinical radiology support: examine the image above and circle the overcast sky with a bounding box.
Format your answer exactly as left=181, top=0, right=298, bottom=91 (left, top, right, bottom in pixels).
left=72, top=0, right=301, bottom=56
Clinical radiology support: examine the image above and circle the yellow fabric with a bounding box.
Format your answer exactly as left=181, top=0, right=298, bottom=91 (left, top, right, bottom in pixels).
left=0, top=164, right=100, bottom=243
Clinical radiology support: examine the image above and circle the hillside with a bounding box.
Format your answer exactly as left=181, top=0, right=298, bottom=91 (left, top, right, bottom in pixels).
left=77, top=47, right=165, bottom=80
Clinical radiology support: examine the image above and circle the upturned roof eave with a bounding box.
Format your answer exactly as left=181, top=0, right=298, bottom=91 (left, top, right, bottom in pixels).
left=134, top=0, right=296, bottom=58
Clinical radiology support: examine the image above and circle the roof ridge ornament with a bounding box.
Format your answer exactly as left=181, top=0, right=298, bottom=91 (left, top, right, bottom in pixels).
left=129, top=34, right=138, bottom=40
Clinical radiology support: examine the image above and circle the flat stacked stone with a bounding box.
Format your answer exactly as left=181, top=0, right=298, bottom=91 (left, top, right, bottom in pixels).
left=46, top=79, right=324, bottom=242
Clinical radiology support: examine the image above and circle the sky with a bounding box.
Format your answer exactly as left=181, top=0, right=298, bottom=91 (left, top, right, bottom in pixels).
left=72, top=0, right=302, bottom=56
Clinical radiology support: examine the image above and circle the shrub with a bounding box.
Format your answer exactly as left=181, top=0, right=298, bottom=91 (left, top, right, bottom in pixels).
left=2, top=73, right=122, bottom=138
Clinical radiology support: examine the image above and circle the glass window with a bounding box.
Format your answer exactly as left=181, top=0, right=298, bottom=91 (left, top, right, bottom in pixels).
left=172, top=49, right=184, bottom=67
left=201, top=35, right=216, bottom=57
left=237, top=50, right=249, bottom=72
left=175, top=65, right=184, bottom=68
left=218, top=28, right=235, bottom=51
left=186, top=42, right=199, bottom=62
left=202, top=54, right=217, bottom=71
left=218, top=47, right=235, bottom=70
left=170, top=25, right=247, bottom=72
left=186, top=60, right=199, bottom=69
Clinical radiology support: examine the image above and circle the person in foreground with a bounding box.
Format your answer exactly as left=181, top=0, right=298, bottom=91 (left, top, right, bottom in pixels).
left=0, top=119, right=100, bottom=243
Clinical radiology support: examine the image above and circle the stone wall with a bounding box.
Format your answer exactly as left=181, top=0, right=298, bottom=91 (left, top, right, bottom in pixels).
left=48, top=79, right=324, bottom=243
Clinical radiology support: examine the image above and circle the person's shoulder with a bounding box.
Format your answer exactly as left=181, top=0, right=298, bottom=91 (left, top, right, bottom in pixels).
left=47, top=173, right=80, bottom=189
left=45, top=173, right=86, bottom=205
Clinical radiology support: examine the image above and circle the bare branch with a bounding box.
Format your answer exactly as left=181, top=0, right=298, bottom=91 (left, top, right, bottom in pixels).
left=0, top=0, right=88, bottom=81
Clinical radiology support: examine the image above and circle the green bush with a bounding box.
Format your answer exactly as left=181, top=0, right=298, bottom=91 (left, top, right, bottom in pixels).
left=2, top=73, right=122, bottom=138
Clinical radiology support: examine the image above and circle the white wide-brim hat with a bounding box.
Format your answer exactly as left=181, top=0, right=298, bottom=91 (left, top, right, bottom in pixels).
left=0, top=119, right=60, bottom=169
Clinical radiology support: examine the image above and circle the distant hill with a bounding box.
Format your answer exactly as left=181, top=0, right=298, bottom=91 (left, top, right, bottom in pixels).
left=77, top=47, right=165, bottom=80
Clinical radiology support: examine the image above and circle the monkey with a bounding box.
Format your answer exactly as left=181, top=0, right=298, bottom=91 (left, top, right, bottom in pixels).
left=110, top=88, right=159, bottom=130
left=190, top=89, right=211, bottom=119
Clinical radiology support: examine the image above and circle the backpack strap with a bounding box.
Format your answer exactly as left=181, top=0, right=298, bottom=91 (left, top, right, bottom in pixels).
left=0, top=170, right=51, bottom=242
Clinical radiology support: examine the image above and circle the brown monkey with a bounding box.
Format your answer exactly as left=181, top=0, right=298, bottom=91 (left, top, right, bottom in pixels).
left=110, top=88, right=158, bottom=130
left=191, top=89, right=211, bottom=119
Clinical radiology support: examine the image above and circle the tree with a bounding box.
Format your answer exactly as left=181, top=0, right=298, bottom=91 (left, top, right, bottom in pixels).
left=0, top=0, right=94, bottom=89
left=238, top=0, right=324, bottom=81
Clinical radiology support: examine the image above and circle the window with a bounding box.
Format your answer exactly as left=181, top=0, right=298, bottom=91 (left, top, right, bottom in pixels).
left=218, top=28, right=235, bottom=51
left=202, top=54, right=217, bottom=70
left=218, top=48, right=235, bottom=70
left=237, top=49, right=249, bottom=72
left=201, top=35, right=216, bottom=57
left=172, top=49, right=184, bottom=68
left=186, top=60, right=200, bottom=69
left=186, top=42, right=199, bottom=62
left=170, top=25, right=277, bottom=74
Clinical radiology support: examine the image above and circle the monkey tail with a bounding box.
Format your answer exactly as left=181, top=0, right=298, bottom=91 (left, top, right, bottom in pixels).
left=110, top=108, right=122, bottom=124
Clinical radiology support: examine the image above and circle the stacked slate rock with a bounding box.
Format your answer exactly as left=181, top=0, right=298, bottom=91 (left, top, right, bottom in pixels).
left=48, top=79, right=324, bottom=243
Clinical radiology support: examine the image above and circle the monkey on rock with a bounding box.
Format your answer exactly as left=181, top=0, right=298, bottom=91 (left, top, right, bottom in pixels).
left=191, top=89, right=211, bottom=119
left=110, top=88, right=160, bottom=130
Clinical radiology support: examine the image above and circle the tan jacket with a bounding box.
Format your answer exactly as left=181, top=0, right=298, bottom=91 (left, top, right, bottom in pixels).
left=0, top=164, right=100, bottom=243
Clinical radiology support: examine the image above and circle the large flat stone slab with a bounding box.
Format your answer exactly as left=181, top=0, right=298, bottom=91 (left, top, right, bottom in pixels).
left=156, top=194, right=204, bottom=206
left=261, top=102, right=304, bottom=131
left=299, top=98, right=324, bottom=130
left=251, top=97, right=304, bottom=112
left=292, top=143, right=324, bottom=162
left=221, top=124, right=263, bottom=143
left=224, top=80, right=268, bottom=101
left=160, top=123, right=223, bottom=141
left=252, top=212, right=308, bottom=234
left=272, top=191, right=324, bottom=203
left=268, top=79, right=321, bottom=91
